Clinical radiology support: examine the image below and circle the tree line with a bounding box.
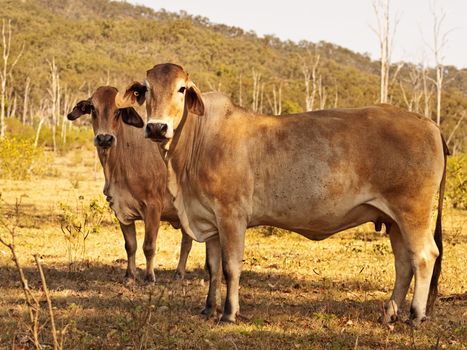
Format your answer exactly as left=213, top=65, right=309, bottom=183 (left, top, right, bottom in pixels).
left=0, top=0, right=465, bottom=152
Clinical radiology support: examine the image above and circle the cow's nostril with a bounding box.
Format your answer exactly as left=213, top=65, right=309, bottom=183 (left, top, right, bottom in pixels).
left=96, top=134, right=114, bottom=148
left=146, top=123, right=156, bottom=133
left=104, top=135, right=114, bottom=143
left=145, top=123, right=168, bottom=140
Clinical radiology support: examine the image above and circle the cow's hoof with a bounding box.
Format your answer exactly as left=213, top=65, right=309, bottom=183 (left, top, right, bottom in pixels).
left=380, top=300, right=398, bottom=324
left=144, top=274, right=156, bottom=284
left=220, top=313, right=236, bottom=323
left=124, top=270, right=136, bottom=280
left=379, top=313, right=398, bottom=324
left=124, top=272, right=136, bottom=285
left=173, top=270, right=185, bottom=280
left=201, top=307, right=217, bottom=319
left=406, top=316, right=427, bottom=328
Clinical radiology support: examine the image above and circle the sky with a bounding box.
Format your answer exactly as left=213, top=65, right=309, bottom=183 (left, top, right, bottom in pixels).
left=128, top=0, right=466, bottom=68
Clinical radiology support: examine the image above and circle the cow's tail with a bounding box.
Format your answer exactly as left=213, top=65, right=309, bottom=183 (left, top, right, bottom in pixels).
left=426, top=136, right=449, bottom=315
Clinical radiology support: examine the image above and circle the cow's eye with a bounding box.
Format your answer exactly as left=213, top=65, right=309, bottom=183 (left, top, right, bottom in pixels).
left=178, top=87, right=186, bottom=94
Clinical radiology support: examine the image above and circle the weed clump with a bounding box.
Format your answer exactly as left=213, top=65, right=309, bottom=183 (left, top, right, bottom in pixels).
left=0, top=137, right=48, bottom=179
left=59, top=196, right=108, bottom=270
left=446, top=155, right=467, bottom=209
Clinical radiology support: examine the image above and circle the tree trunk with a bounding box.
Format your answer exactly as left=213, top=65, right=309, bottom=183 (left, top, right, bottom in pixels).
left=372, top=0, right=395, bottom=104
left=0, top=19, right=24, bottom=138
left=22, top=76, right=30, bottom=124
left=34, top=117, right=45, bottom=148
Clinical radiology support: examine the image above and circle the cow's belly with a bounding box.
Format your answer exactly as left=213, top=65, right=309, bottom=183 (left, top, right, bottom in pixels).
left=250, top=168, right=383, bottom=240
left=257, top=202, right=385, bottom=240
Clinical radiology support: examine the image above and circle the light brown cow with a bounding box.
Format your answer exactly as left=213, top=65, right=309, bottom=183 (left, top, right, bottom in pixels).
left=67, top=86, right=193, bottom=282
left=117, top=64, right=447, bottom=327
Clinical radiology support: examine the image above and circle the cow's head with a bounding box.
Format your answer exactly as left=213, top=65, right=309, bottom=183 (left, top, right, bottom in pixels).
left=67, top=86, right=143, bottom=149
left=115, top=63, right=204, bottom=142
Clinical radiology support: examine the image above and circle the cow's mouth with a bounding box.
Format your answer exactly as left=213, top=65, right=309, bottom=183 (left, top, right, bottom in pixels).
left=148, top=136, right=167, bottom=143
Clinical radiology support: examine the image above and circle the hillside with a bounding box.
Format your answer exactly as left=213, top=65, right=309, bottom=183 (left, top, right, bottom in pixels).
left=0, top=0, right=465, bottom=150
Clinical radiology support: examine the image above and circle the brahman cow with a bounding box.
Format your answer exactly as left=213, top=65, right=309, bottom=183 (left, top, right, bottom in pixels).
left=67, top=86, right=193, bottom=282
left=116, top=64, right=447, bottom=326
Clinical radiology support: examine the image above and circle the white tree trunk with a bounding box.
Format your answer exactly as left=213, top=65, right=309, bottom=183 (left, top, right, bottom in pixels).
left=252, top=69, right=262, bottom=112
left=302, top=54, right=320, bottom=111
left=0, top=19, right=24, bottom=138
left=22, top=76, right=30, bottom=124
left=431, top=6, right=447, bottom=125
left=34, top=118, right=45, bottom=148
left=372, top=0, right=396, bottom=104
left=48, top=58, right=60, bottom=152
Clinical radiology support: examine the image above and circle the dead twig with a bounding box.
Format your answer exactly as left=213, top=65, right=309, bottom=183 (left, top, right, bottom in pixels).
left=34, top=255, right=59, bottom=350
left=0, top=199, right=41, bottom=349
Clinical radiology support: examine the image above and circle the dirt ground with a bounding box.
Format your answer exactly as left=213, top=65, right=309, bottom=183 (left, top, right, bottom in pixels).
left=0, top=149, right=466, bottom=349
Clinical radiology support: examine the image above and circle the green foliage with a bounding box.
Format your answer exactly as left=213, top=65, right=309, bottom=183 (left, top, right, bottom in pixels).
left=0, top=0, right=465, bottom=150
left=5, top=118, right=94, bottom=154
left=5, top=118, right=35, bottom=141
left=59, top=196, right=108, bottom=269
left=0, top=136, right=47, bottom=179
left=282, top=99, right=302, bottom=114
left=446, top=155, right=467, bottom=209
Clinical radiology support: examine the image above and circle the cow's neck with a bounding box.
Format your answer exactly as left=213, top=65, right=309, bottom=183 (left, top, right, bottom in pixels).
left=167, top=108, right=205, bottom=179
left=99, top=125, right=131, bottom=192
left=164, top=108, right=208, bottom=240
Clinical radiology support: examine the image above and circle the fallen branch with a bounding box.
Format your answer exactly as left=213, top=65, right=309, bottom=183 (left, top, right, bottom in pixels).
left=34, top=255, right=60, bottom=350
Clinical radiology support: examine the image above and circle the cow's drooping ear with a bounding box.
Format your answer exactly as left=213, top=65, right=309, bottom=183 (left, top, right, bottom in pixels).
left=115, top=81, right=147, bottom=108
left=67, top=99, right=93, bottom=120
left=186, top=80, right=205, bottom=116
left=119, top=107, right=145, bottom=128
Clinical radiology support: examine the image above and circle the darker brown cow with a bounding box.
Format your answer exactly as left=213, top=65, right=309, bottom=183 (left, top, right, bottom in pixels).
left=67, top=86, right=193, bottom=282
left=117, top=64, right=447, bottom=327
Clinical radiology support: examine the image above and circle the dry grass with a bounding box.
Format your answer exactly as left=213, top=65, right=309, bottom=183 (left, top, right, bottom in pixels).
left=0, top=149, right=466, bottom=349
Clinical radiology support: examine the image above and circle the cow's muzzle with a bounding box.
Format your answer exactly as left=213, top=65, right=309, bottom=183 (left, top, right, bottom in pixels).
left=95, top=134, right=115, bottom=149
left=145, top=122, right=168, bottom=142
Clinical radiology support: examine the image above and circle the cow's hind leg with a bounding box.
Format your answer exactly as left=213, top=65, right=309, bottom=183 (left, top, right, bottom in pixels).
left=119, top=221, right=137, bottom=280
left=382, top=224, right=413, bottom=323
left=174, top=229, right=193, bottom=280
left=143, top=206, right=162, bottom=283
left=201, top=235, right=222, bottom=318
left=399, top=221, right=439, bottom=327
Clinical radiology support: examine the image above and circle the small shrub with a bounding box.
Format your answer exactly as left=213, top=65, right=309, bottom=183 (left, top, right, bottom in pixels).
left=255, top=226, right=289, bottom=237
left=5, top=118, right=35, bottom=140
left=0, top=136, right=48, bottom=179
left=446, top=154, right=467, bottom=209
left=59, top=196, right=108, bottom=270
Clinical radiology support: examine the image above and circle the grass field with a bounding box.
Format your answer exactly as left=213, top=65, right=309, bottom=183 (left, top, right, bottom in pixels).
left=0, top=149, right=466, bottom=349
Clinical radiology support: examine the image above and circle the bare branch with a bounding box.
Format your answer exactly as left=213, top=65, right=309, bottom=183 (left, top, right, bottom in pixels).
left=34, top=255, right=60, bottom=350
left=446, top=113, right=466, bottom=146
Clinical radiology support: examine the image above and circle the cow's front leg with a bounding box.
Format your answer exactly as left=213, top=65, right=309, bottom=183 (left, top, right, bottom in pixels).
left=143, top=205, right=162, bottom=283
left=201, top=235, right=222, bottom=318
left=174, top=229, right=193, bottom=280
left=119, top=221, right=137, bottom=280
left=218, top=217, right=246, bottom=323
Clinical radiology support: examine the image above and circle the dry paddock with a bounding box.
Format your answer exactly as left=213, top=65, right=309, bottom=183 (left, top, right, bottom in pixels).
left=0, top=149, right=466, bottom=350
